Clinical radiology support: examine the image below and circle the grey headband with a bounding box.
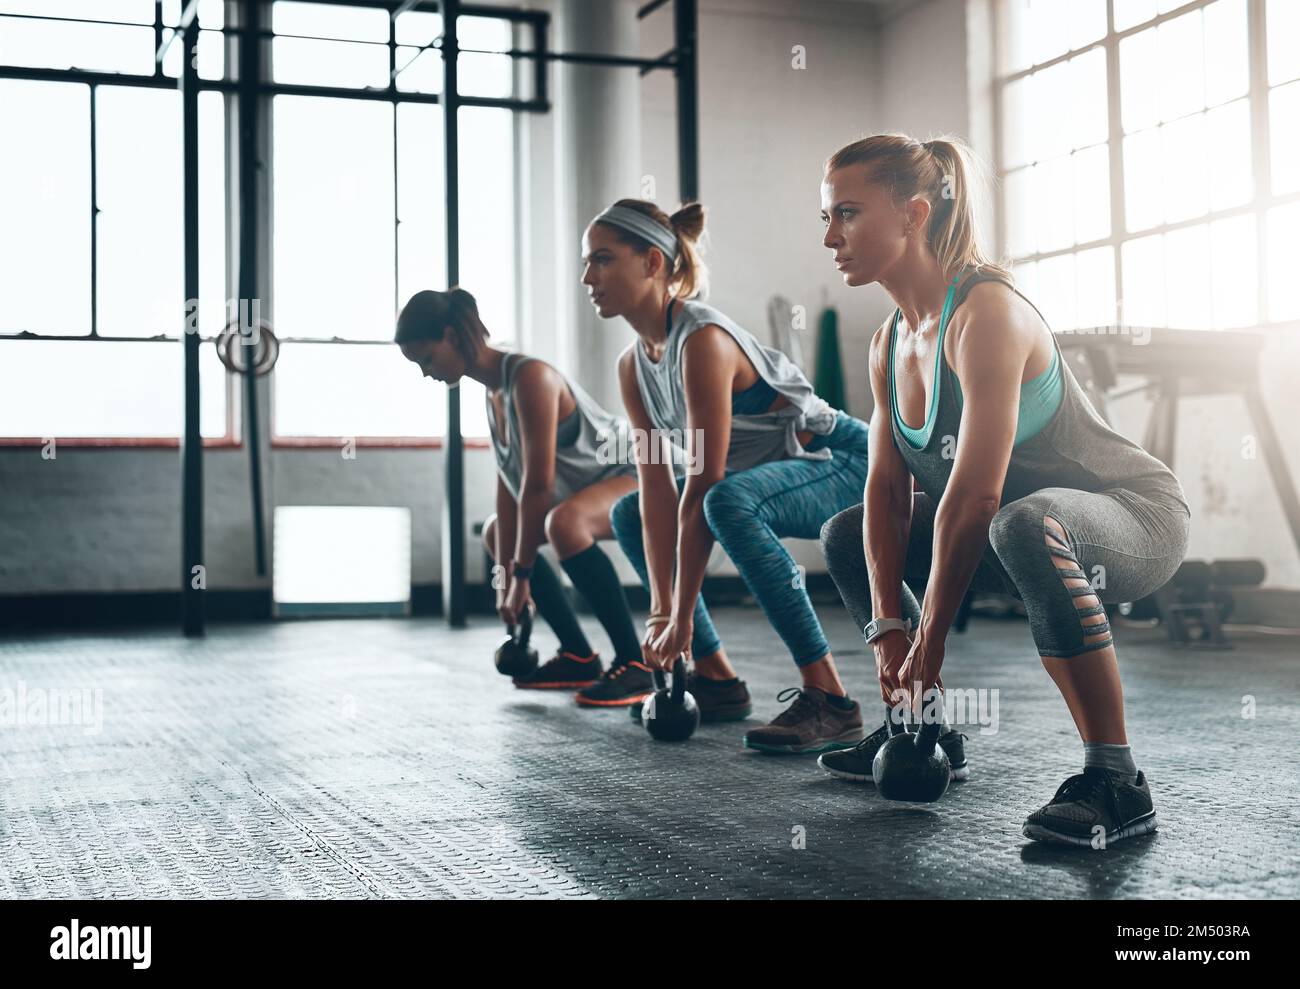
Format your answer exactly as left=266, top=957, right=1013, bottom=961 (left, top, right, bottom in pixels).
left=592, top=205, right=679, bottom=261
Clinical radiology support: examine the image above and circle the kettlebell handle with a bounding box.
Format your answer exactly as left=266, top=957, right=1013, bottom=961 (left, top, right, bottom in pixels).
left=914, top=718, right=942, bottom=756
left=670, top=656, right=687, bottom=703
left=517, top=606, right=533, bottom=645
left=652, top=668, right=668, bottom=691
left=883, top=701, right=908, bottom=736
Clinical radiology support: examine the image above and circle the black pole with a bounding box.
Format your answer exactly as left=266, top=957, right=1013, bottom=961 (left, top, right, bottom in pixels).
left=181, top=13, right=204, bottom=636
left=673, top=0, right=699, bottom=202
left=239, top=0, right=267, bottom=577
left=443, top=0, right=466, bottom=627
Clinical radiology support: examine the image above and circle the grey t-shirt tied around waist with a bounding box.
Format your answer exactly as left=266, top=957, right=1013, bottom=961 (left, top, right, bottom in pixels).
left=486, top=352, right=635, bottom=502
left=632, top=298, right=840, bottom=474
left=887, top=267, right=1190, bottom=516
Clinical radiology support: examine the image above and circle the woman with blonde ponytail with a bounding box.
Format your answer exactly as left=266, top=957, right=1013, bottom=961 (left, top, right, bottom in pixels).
left=580, top=198, right=875, bottom=754
left=815, top=133, right=1190, bottom=846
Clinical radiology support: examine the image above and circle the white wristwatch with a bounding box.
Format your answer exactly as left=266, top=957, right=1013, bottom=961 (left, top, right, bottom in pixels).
left=863, top=618, right=912, bottom=643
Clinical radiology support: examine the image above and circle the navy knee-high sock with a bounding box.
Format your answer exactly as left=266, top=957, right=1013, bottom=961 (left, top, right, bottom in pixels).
left=527, top=555, right=592, bottom=657
left=559, top=543, right=642, bottom=666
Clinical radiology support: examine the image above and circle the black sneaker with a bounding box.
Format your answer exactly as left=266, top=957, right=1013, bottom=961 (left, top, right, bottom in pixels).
left=512, top=650, right=603, bottom=690
left=575, top=660, right=655, bottom=707
left=818, top=720, right=971, bottom=782
left=742, top=687, right=864, bottom=754
left=629, top=670, right=753, bottom=722
left=1022, top=766, right=1158, bottom=847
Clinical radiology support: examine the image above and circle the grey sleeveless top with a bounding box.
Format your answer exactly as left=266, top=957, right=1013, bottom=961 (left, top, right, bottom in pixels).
left=632, top=298, right=839, bottom=473
left=888, top=268, right=1190, bottom=515
left=486, top=352, right=635, bottom=501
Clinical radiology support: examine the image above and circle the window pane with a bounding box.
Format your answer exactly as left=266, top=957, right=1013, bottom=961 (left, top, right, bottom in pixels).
left=395, top=47, right=441, bottom=95
left=273, top=96, right=395, bottom=341
left=1114, top=0, right=1158, bottom=33
left=1075, top=246, right=1117, bottom=328
left=1037, top=253, right=1078, bottom=330
left=1164, top=223, right=1212, bottom=328
left=1073, top=143, right=1111, bottom=244
left=1267, top=202, right=1300, bottom=323
left=1068, top=0, right=1107, bottom=52
left=1121, top=233, right=1165, bottom=326
left=272, top=342, right=488, bottom=438
left=394, top=10, right=442, bottom=47
left=457, top=108, right=516, bottom=344
left=1120, top=29, right=1159, bottom=134
left=0, top=80, right=90, bottom=335
left=0, top=340, right=227, bottom=438
left=1270, top=80, right=1300, bottom=196
left=1161, top=113, right=1208, bottom=224
left=1156, top=10, right=1205, bottom=122
left=0, top=17, right=154, bottom=74
left=458, top=17, right=513, bottom=99
left=160, top=0, right=226, bottom=30
left=161, top=28, right=225, bottom=81
left=272, top=1, right=388, bottom=40
left=1209, top=213, right=1257, bottom=328
left=1204, top=0, right=1249, bottom=107
left=396, top=103, right=447, bottom=320
left=1001, top=0, right=1033, bottom=74
left=1267, top=0, right=1300, bottom=86
left=1035, top=156, right=1074, bottom=253
left=1123, top=128, right=1163, bottom=232
left=1068, top=48, right=1108, bottom=151
left=1029, top=0, right=1074, bottom=66
left=0, top=1, right=153, bottom=21
left=1028, top=61, right=1071, bottom=162
left=1205, top=99, right=1253, bottom=210
left=273, top=37, right=389, bottom=88
left=95, top=89, right=226, bottom=339
left=1001, top=77, right=1030, bottom=170
left=1004, top=167, right=1035, bottom=256
left=97, top=87, right=180, bottom=338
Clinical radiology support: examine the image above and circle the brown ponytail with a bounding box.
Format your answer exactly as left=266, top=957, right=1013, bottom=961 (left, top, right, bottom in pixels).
left=598, top=198, right=710, bottom=300
left=825, top=133, right=1011, bottom=282
left=395, top=286, right=489, bottom=361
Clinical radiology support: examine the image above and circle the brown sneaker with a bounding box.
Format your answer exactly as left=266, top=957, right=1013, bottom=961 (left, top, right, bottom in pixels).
left=743, top=686, right=864, bottom=754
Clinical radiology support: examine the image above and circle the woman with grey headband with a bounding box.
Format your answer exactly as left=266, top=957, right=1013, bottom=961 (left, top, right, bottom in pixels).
left=584, top=198, right=874, bottom=754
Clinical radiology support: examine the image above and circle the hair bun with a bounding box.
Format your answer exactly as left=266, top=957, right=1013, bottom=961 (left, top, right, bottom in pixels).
left=669, top=202, right=706, bottom=242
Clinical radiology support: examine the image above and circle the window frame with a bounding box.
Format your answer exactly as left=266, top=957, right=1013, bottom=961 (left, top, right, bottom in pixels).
left=993, top=0, right=1299, bottom=332
left=0, top=0, right=537, bottom=449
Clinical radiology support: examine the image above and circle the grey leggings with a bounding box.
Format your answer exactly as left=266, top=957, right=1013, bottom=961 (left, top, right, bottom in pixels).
left=820, top=487, right=1190, bottom=658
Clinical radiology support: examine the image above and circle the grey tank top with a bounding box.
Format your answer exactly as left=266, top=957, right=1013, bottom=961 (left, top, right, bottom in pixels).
left=888, top=268, right=1190, bottom=515
left=632, top=298, right=839, bottom=473
left=486, top=352, right=635, bottom=501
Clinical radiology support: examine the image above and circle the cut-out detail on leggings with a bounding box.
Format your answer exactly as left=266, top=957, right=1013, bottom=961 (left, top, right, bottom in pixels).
left=1045, top=514, right=1113, bottom=654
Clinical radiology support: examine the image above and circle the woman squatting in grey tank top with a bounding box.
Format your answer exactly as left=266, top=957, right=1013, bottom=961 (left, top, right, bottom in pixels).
left=816, top=133, right=1190, bottom=846
left=584, top=198, right=877, bottom=750
left=395, top=288, right=652, bottom=701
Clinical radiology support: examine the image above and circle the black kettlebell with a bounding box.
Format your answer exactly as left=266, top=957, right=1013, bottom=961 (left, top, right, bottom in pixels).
left=872, top=702, right=950, bottom=802
left=643, top=656, right=699, bottom=742
left=494, top=607, right=539, bottom=678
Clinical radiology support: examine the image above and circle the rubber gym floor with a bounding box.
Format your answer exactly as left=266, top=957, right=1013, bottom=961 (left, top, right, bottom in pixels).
left=2, top=607, right=1297, bottom=899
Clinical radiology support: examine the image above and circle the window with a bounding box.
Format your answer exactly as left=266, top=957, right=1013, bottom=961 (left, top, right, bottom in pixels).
left=0, top=0, right=230, bottom=443
left=1, top=0, right=524, bottom=445
left=997, top=0, right=1299, bottom=331
left=267, top=2, right=516, bottom=443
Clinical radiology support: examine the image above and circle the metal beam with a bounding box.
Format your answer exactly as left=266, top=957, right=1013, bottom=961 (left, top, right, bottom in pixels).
left=442, top=0, right=466, bottom=628
left=238, top=0, right=268, bottom=578
left=674, top=0, right=699, bottom=201
left=180, top=12, right=204, bottom=637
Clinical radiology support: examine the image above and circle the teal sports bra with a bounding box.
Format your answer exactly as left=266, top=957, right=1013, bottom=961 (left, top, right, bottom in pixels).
left=889, top=273, right=1062, bottom=450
